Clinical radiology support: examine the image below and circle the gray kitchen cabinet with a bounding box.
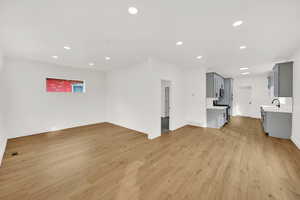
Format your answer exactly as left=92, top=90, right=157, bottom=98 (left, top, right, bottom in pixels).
left=213, top=74, right=219, bottom=97
left=207, top=109, right=227, bottom=128
left=273, top=62, right=293, bottom=97
left=220, top=76, right=225, bottom=89
left=260, top=108, right=268, bottom=132
left=206, top=72, right=224, bottom=98
left=260, top=108, right=292, bottom=139
left=206, top=73, right=215, bottom=98
left=216, top=78, right=233, bottom=116
left=273, top=66, right=279, bottom=95
left=217, top=78, right=232, bottom=105
left=214, top=74, right=221, bottom=97
left=220, top=109, right=227, bottom=125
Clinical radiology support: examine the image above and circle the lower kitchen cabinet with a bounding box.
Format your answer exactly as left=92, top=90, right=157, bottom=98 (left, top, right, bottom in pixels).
left=261, top=109, right=292, bottom=139
left=207, top=108, right=227, bottom=128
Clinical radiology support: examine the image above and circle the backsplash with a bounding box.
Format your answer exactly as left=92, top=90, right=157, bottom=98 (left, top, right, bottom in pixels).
left=268, top=85, right=293, bottom=111
left=206, top=98, right=218, bottom=107
left=279, top=97, right=293, bottom=111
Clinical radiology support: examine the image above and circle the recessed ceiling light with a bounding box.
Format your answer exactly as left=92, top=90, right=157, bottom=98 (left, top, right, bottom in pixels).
left=241, top=72, right=250, bottom=75
left=105, top=56, right=111, bottom=61
left=240, top=67, right=249, bottom=70
left=233, top=20, right=243, bottom=27
left=176, top=41, right=183, bottom=46
left=89, top=62, right=95, bottom=66
left=64, top=46, right=71, bottom=50
left=196, top=56, right=203, bottom=59
left=128, top=7, right=138, bottom=15
left=240, top=46, right=247, bottom=50
left=52, top=56, right=58, bottom=59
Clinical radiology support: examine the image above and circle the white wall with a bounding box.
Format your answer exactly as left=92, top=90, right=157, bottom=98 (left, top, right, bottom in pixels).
left=292, top=51, right=300, bottom=149
left=3, top=58, right=107, bottom=138
left=1, top=56, right=207, bottom=143
left=150, top=59, right=188, bottom=137
left=106, top=60, right=157, bottom=138
left=233, top=75, right=272, bottom=118
left=0, top=50, right=7, bottom=165
left=184, top=68, right=207, bottom=127
left=0, top=55, right=207, bottom=157
left=106, top=58, right=191, bottom=139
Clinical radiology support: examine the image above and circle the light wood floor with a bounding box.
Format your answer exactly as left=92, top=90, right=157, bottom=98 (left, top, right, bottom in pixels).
left=1, top=117, right=300, bottom=200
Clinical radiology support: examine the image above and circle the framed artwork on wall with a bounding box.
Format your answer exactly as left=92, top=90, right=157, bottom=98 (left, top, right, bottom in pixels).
left=46, top=78, right=85, bottom=93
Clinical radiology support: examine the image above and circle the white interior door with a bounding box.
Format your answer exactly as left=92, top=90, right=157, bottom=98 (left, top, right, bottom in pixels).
left=237, top=86, right=252, bottom=117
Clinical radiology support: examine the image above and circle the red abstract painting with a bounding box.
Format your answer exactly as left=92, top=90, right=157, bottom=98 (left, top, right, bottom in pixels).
left=46, top=78, right=84, bottom=93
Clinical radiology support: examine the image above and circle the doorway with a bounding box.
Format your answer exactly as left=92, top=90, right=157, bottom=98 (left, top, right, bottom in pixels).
left=161, top=80, right=171, bottom=133
left=237, top=86, right=252, bottom=117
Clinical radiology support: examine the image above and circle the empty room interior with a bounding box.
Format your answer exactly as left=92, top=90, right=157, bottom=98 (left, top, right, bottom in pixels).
left=1, top=0, right=300, bottom=199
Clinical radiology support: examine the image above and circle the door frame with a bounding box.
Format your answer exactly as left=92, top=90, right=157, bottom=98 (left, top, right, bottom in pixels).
left=161, top=79, right=172, bottom=133
left=237, top=86, right=252, bottom=117
left=164, top=86, right=170, bottom=117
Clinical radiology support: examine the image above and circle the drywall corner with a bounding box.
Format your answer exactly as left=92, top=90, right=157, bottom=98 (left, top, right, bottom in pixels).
left=183, top=67, right=207, bottom=128
left=291, top=136, right=300, bottom=150
left=292, top=51, right=300, bottom=150
left=148, top=133, right=161, bottom=140
left=0, top=49, right=7, bottom=166
left=0, top=137, right=7, bottom=166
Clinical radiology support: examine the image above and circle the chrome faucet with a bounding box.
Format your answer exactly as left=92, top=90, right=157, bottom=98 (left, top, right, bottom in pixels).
left=272, top=98, right=280, bottom=108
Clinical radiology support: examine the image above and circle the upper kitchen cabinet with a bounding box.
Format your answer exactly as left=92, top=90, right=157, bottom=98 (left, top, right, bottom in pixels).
left=206, top=72, right=224, bottom=98
left=273, top=61, right=293, bottom=97
left=217, top=78, right=233, bottom=105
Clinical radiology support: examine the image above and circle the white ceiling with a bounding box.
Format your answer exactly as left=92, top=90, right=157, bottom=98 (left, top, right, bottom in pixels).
left=0, top=0, right=300, bottom=77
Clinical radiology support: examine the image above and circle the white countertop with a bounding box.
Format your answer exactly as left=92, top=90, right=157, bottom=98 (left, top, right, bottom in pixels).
left=207, top=106, right=227, bottom=110
left=261, top=105, right=293, bottom=113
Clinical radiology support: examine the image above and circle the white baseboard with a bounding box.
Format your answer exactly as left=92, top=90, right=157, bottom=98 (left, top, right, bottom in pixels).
left=291, top=136, right=300, bottom=150
left=148, top=134, right=161, bottom=140
left=186, top=121, right=207, bottom=128
left=9, top=121, right=108, bottom=139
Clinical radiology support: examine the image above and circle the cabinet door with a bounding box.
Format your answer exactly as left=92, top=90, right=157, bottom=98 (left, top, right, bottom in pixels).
left=223, top=111, right=227, bottom=123
left=217, top=113, right=222, bottom=128
left=214, top=75, right=219, bottom=98
left=218, top=110, right=226, bottom=127
left=279, top=62, right=293, bottom=97
left=273, top=65, right=279, bottom=97
left=220, top=77, right=224, bottom=89
left=217, top=75, right=221, bottom=97
left=213, top=75, right=216, bottom=97
left=206, top=73, right=215, bottom=98
left=215, top=76, right=219, bottom=98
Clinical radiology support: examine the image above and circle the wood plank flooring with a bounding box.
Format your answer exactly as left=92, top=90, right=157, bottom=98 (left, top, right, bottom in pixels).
left=1, top=117, right=300, bottom=200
